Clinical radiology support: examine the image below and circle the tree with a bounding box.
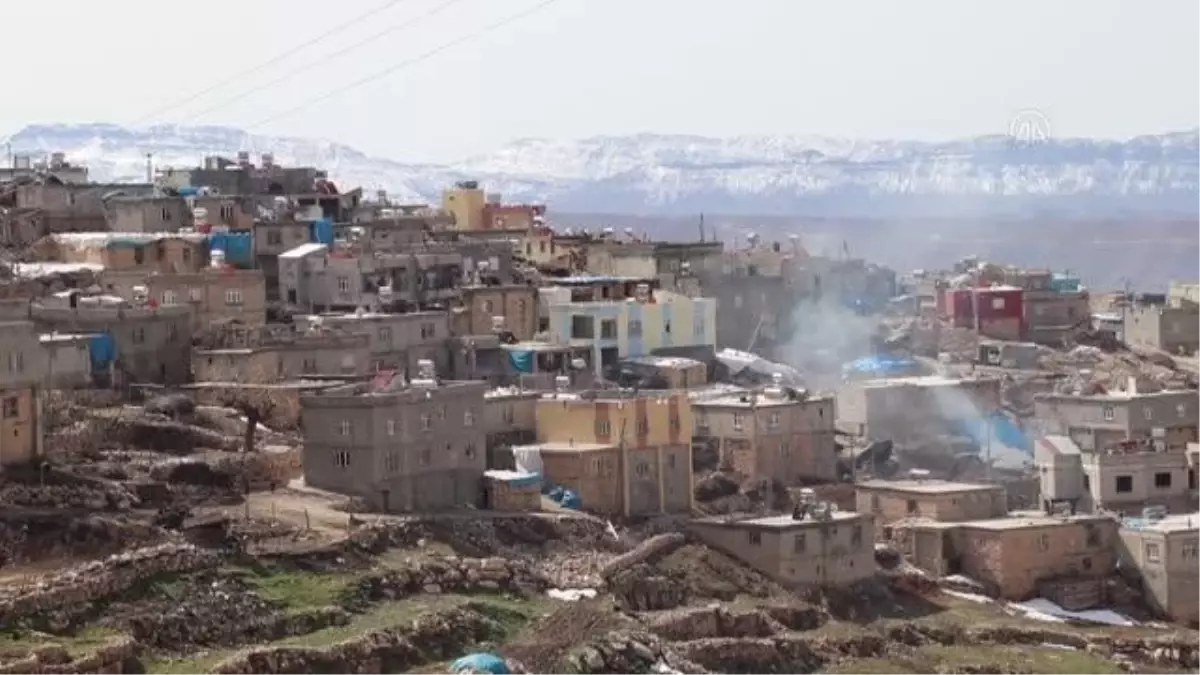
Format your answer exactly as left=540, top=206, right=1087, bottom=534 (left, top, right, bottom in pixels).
left=213, top=385, right=280, bottom=454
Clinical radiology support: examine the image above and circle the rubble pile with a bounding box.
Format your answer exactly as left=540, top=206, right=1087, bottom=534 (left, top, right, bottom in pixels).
left=645, top=606, right=786, bottom=640
left=0, top=544, right=220, bottom=627
left=0, top=634, right=136, bottom=675
left=211, top=603, right=513, bottom=674
left=607, top=564, right=689, bottom=612
left=565, top=630, right=706, bottom=674
left=343, top=556, right=548, bottom=607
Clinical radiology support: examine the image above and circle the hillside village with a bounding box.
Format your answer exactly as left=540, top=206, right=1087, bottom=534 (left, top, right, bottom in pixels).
left=0, top=149, right=1197, bottom=674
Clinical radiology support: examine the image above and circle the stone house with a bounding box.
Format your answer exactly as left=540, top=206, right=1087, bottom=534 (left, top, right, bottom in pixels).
left=40, top=332, right=94, bottom=388
left=1036, top=434, right=1197, bottom=515
left=1034, top=386, right=1198, bottom=452
left=37, top=232, right=211, bottom=273
left=527, top=390, right=695, bottom=516
left=836, top=375, right=1003, bottom=444
left=452, top=284, right=539, bottom=342
left=1117, top=512, right=1198, bottom=625
left=895, top=513, right=1117, bottom=606
left=1124, top=303, right=1200, bottom=355
left=101, top=268, right=268, bottom=332
left=299, top=370, right=488, bottom=512
left=689, top=509, right=876, bottom=587
left=292, top=311, right=450, bottom=375
left=692, top=386, right=838, bottom=484
left=103, top=196, right=193, bottom=232
left=856, top=479, right=1008, bottom=527
left=194, top=325, right=371, bottom=383
left=482, top=388, right=538, bottom=468
left=5, top=181, right=149, bottom=243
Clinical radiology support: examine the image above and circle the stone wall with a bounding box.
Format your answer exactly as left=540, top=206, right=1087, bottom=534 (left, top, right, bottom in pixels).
left=0, top=544, right=220, bottom=626
left=0, top=636, right=136, bottom=675
left=345, top=556, right=548, bottom=605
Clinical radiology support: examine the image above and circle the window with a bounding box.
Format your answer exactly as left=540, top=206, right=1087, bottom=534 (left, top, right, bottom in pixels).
left=302, top=358, right=317, bottom=373
left=663, top=321, right=671, bottom=334
left=1154, top=472, right=1172, bottom=488
left=635, top=462, right=650, bottom=477
left=502, top=405, right=515, bottom=424
left=189, top=286, right=204, bottom=302
left=600, top=319, right=617, bottom=340
left=1115, top=475, right=1133, bottom=493
left=338, top=420, right=352, bottom=436
left=694, top=313, right=705, bottom=336
left=333, top=450, right=351, bottom=468
left=570, top=315, right=594, bottom=339
left=378, top=327, right=392, bottom=343
left=225, top=289, right=243, bottom=305
left=267, top=230, right=283, bottom=246
left=421, top=322, right=437, bottom=339
left=1182, top=544, right=1199, bottom=560
left=628, top=320, right=643, bottom=338
left=991, top=296, right=1006, bottom=310
left=1102, top=406, right=1115, bottom=421
left=464, top=409, right=475, bottom=427
left=794, top=534, right=806, bottom=554
left=669, top=416, right=681, bottom=433
left=482, top=299, right=494, bottom=313
left=6, top=352, right=23, bottom=373
left=132, top=327, right=145, bottom=344
left=166, top=323, right=179, bottom=343
left=387, top=419, right=397, bottom=436
left=336, top=276, right=350, bottom=293
left=1143, top=407, right=1154, bottom=421
left=871, top=494, right=881, bottom=511
left=636, top=417, right=648, bottom=435
left=1146, top=543, right=1161, bottom=563
left=2, top=397, right=18, bottom=419
left=667, top=453, right=676, bottom=469
left=595, top=420, right=611, bottom=436
left=161, top=290, right=178, bottom=306
left=437, top=405, right=447, bottom=421
left=1178, top=403, right=1188, bottom=418
left=906, top=499, right=918, bottom=514
left=220, top=204, right=235, bottom=221
left=1037, top=534, right=1050, bottom=552
left=747, top=531, right=762, bottom=546
left=1085, top=524, right=1100, bottom=547
left=420, top=448, right=432, bottom=466
left=421, top=413, right=432, bottom=431
left=1082, top=557, right=1092, bottom=570
left=161, top=207, right=172, bottom=222
left=851, top=525, right=863, bottom=547
left=732, top=414, right=745, bottom=431
left=767, top=412, right=780, bottom=429
left=465, top=443, right=477, bottom=459
left=181, top=247, right=192, bottom=264
left=134, top=247, right=145, bottom=265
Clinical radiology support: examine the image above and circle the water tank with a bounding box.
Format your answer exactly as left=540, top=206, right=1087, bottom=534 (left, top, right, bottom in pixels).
left=261, top=153, right=274, bottom=170
left=193, top=207, right=209, bottom=225
left=50, top=152, right=66, bottom=168
left=236, top=150, right=251, bottom=166
left=486, top=192, right=502, bottom=204
left=210, top=249, right=226, bottom=268
left=456, top=180, right=479, bottom=190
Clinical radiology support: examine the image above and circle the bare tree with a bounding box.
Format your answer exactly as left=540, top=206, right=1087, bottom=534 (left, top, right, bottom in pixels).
left=213, top=385, right=280, bottom=454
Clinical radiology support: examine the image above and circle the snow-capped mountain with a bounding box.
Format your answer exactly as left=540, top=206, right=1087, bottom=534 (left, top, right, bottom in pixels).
left=4, top=122, right=1198, bottom=217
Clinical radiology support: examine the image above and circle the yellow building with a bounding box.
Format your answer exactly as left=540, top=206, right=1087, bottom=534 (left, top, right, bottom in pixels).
left=527, top=391, right=694, bottom=516
left=442, top=181, right=487, bottom=231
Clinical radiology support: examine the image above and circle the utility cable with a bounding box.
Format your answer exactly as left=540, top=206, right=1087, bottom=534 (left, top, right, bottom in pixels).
left=182, top=0, right=471, bottom=124
left=246, top=0, right=563, bottom=130
left=129, top=0, right=415, bottom=125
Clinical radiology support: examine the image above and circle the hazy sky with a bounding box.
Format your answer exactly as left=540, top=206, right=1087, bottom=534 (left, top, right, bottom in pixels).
left=4, top=0, right=1197, bottom=162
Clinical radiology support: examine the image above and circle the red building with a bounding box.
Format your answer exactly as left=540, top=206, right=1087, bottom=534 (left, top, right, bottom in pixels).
left=939, top=285, right=1025, bottom=341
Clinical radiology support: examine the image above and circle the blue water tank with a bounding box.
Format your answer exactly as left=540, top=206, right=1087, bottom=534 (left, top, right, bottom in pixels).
left=88, top=332, right=116, bottom=372
left=310, top=218, right=333, bottom=245
left=208, top=232, right=254, bottom=268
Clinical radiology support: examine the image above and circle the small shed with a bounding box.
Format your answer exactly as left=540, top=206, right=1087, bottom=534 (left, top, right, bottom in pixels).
left=484, top=470, right=541, bottom=512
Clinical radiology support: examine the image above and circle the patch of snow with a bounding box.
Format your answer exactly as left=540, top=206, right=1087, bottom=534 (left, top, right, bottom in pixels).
left=941, top=589, right=992, bottom=604
left=1011, top=598, right=1137, bottom=627
left=547, top=588, right=597, bottom=602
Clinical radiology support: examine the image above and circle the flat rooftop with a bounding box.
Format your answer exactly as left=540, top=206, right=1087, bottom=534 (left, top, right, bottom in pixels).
left=959, top=511, right=1112, bottom=531
left=515, top=441, right=615, bottom=453
left=692, top=391, right=823, bottom=409
left=693, top=511, right=864, bottom=529
left=856, top=479, right=1000, bottom=494
left=1122, top=512, right=1198, bottom=535
left=857, top=374, right=991, bottom=389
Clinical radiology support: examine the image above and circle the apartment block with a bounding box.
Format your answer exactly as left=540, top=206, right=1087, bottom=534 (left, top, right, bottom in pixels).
left=1118, top=512, right=1199, bottom=625
left=34, top=232, right=211, bottom=273
left=483, top=388, right=538, bottom=466
left=528, top=390, right=694, bottom=516
left=1124, top=303, right=1200, bottom=355
left=101, top=267, right=268, bottom=332
left=856, top=479, right=1008, bottom=526
left=194, top=325, right=371, bottom=383
left=299, top=368, right=487, bottom=512
left=693, top=384, right=838, bottom=484
left=689, top=508, right=876, bottom=587
left=452, top=285, right=539, bottom=342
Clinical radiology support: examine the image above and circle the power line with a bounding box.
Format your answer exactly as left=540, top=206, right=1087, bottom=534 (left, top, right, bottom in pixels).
left=182, top=0, right=472, bottom=124
left=247, top=0, right=564, bottom=131
left=129, top=0, right=415, bottom=126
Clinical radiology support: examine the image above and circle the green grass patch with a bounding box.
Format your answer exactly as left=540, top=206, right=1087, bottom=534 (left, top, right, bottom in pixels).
left=821, top=645, right=1125, bottom=675
left=225, top=565, right=353, bottom=610
left=0, top=626, right=123, bottom=660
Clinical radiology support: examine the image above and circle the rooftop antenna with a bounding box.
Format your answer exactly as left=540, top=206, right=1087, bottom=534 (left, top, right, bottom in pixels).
left=699, top=213, right=705, bottom=242
left=145, top=153, right=153, bottom=183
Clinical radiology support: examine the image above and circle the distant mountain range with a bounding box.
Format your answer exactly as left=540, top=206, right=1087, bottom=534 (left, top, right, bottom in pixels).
left=5, top=123, right=1198, bottom=218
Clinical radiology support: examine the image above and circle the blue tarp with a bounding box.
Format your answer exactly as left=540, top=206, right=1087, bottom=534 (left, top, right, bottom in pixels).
left=176, top=186, right=199, bottom=197
left=208, top=232, right=253, bottom=268
left=955, top=412, right=1032, bottom=453
left=88, top=332, right=115, bottom=372
left=542, top=483, right=581, bottom=510
left=310, top=218, right=333, bottom=245
left=842, top=355, right=916, bottom=376
left=507, top=350, right=534, bottom=373
left=449, top=653, right=509, bottom=674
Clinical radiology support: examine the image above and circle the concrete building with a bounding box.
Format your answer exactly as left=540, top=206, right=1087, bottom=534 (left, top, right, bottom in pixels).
left=0, top=152, right=88, bottom=184
left=894, top=512, right=1116, bottom=606
left=299, top=367, right=487, bottom=512
left=28, top=294, right=191, bottom=385
left=939, top=285, right=1025, bottom=341
left=452, top=285, right=539, bottom=342
left=525, top=390, right=694, bottom=516
left=194, top=324, right=371, bottom=383
left=1124, top=303, right=1199, bottom=355
left=836, top=375, right=1003, bottom=444
left=293, top=311, right=450, bottom=375
left=101, top=267, right=268, bottom=332
left=541, top=280, right=716, bottom=376
left=693, top=384, right=838, bottom=484
left=1167, top=281, right=1199, bottom=309
left=614, top=355, right=708, bottom=390
left=441, top=181, right=544, bottom=231
left=1034, top=386, right=1198, bottom=452
left=1117, top=512, right=1198, bottom=625
left=1036, top=434, right=1197, bottom=514
left=856, top=479, right=1008, bottom=526
left=34, top=232, right=211, bottom=273
left=0, top=321, right=46, bottom=469
left=102, top=196, right=194, bottom=232
left=689, top=509, right=876, bottom=587
left=4, top=181, right=153, bottom=245
left=483, top=388, right=538, bottom=468
left=40, top=332, right=95, bottom=388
